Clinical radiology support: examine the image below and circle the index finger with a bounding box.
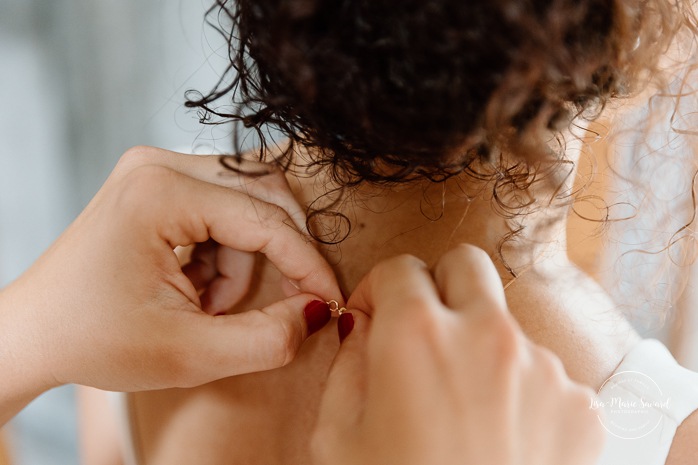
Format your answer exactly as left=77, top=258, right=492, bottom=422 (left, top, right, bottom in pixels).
left=207, top=192, right=339, bottom=302
left=431, top=244, right=507, bottom=313
left=346, top=254, right=442, bottom=323
left=117, top=146, right=309, bottom=232
left=147, top=166, right=341, bottom=302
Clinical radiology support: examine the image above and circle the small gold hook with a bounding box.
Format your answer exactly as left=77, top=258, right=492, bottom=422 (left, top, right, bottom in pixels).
left=327, top=300, right=347, bottom=315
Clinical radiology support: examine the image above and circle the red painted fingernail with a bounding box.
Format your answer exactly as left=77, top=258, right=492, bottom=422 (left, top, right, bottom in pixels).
left=304, top=300, right=331, bottom=336
left=338, top=312, right=354, bottom=343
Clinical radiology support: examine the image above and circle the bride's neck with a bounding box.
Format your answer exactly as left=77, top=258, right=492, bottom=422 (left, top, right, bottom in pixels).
left=295, top=159, right=573, bottom=292
left=293, top=159, right=639, bottom=388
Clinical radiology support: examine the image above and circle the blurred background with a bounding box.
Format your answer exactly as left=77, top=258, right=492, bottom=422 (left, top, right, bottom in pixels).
left=0, top=1, right=230, bottom=463
left=1, top=1, right=698, bottom=464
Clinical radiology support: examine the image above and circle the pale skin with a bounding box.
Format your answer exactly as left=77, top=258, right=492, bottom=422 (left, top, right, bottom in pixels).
left=313, top=247, right=604, bottom=465
left=0, top=146, right=606, bottom=464
left=0, top=147, right=343, bottom=426
left=122, top=136, right=698, bottom=464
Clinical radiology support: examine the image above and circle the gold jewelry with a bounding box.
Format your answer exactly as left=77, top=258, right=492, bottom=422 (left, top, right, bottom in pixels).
left=327, top=300, right=347, bottom=315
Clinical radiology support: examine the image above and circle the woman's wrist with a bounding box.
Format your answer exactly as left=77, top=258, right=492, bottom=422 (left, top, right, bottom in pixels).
left=0, top=281, right=61, bottom=425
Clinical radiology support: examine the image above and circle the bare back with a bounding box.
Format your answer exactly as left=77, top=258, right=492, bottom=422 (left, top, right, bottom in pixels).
left=128, top=163, right=639, bottom=464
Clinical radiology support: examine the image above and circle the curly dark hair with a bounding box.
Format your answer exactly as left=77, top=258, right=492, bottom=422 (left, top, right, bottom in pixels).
left=186, top=0, right=694, bottom=246
left=187, top=0, right=688, bottom=174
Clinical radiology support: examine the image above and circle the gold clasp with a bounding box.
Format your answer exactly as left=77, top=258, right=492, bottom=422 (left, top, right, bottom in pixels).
left=327, top=300, right=347, bottom=315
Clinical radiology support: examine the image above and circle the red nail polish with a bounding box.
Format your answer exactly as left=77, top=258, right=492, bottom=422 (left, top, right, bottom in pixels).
left=338, top=312, right=354, bottom=343
left=304, top=300, right=331, bottom=336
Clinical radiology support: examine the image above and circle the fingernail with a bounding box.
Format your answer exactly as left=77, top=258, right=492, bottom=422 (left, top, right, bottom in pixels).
left=304, top=300, right=331, bottom=336
left=338, top=312, right=354, bottom=343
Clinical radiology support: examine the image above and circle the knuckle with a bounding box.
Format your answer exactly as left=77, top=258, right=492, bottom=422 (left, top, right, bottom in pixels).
left=443, top=243, right=492, bottom=263
left=389, top=253, right=428, bottom=270
left=477, top=313, right=522, bottom=364
left=116, top=145, right=158, bottom=173
left=443, top=243, right=492, bottom=269
left=250, top=198, right=290, bottom=226
left=116, top=165, right=176, bottom=211
left=122, top=163, right=175, bottom=192
left=372, top=254, right=426, bottom=281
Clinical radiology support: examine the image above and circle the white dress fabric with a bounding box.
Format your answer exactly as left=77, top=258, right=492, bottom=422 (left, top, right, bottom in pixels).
left=595, top=339, right=698, bottom=465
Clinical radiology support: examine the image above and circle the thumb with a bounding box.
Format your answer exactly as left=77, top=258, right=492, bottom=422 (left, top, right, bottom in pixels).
left=189, top=294, right=332, bottom=379
left=316, top=310, right=371, bottom=434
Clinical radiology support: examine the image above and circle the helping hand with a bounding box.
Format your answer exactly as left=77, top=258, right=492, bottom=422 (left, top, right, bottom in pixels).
left=0, top=146, right=340, bottom=414
left=312, top=245, right=603, bottom=465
